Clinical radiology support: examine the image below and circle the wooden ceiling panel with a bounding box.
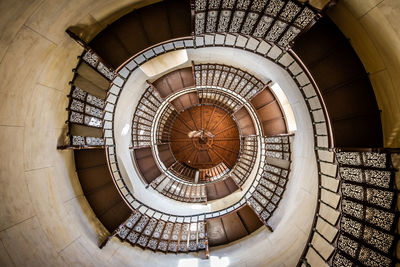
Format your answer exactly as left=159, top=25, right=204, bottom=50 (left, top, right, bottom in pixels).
left=170, top=105, right=240, bottom=170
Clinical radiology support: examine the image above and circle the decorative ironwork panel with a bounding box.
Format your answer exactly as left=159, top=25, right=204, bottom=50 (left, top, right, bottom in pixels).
left=362, top=152, right=387, bottom=168
left=336, top=152, right=362, bottom=166
left=363, top=226, right=393, bottom=253
left=277, top=26, right=300, bottom=48
left=279, top=1, right=301, bottom=23
left=332, top=252, right=354, bottom=267
left=250, top=0, right=268, bottom=12
left=265, top=21, right=287, bottom=42
left=193, top=0, right=318, bottom=49
left=337, top=152, right=387, bottom=168
left=132, top=86, right=162, bottom=147
left=253, top=16, right=274, bottom=38
left=229, top=11, right=245, bottom=32
left=116, top=225, right=130, bottom=239
left=241, top=13, right=259, bottom=34
left=222, top=0, right=235, bottom=9
left=195, top=12, right=206, bottom=35
left=231, top=136, right=258, bottom=186
left=342, top=182, right=364, bottom=200
left=195, top=0, right=207, bottom=12
left=206, top=10, right=219, bottom=33
left=365, top=207, right=395, bottom=231
left=265, top=0, right=285, bottom=17
left=358, top=246, right=391, bottom=267
left=209, top=0, right=222, bottom=9
left=218, top=10, right=232, bottom=32
left=152, top=220, right=166, bottom=239
left=236, top=0, right=251, bottom=10
left=134, top=215, right=149, bottom=233
left=82, top=50, right=116, bottom=80
left=337, top=234, right=359, bottom=258
left=265, top=135, right=291, bottom=161
left=293, top=7, right=315, bottom=28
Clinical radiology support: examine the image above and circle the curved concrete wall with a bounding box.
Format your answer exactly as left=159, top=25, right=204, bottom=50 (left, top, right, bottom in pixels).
left=0, top=0, right=155, bottom=266
left=0, top=0, right=398, bottom=266
left=328, top=0, right=400, bottom=148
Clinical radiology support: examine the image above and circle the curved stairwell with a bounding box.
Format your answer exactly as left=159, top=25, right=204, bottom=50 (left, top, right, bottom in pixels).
left=74, top=149, right=131, bottom=232
left=207, top=205, right=264, bottom=246
left=292, top=16, right=383, bottom=148
left=89, top=0, right=192, bottom=69
left=59, top=0, right=400, bottom=263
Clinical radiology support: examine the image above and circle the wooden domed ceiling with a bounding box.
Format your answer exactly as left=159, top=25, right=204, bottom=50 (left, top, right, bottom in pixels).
left=170, top=105, right=240, bottom=169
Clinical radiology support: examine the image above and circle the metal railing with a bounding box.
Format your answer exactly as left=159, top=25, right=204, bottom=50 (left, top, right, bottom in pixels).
left=103, top=36, right=275, bottom=222
left=102, top=33, right=333, bottom=249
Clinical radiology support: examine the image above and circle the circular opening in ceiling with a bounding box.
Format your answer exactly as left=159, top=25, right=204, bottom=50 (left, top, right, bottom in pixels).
left=170, top=105, right=240, bottom=171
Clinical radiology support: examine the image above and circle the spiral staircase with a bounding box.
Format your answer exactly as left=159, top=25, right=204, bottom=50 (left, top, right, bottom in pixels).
left=55, top=0, right=400, bottom=266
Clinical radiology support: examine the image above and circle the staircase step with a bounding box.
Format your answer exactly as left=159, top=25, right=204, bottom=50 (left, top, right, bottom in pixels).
left=111, top=12, right=150, bottom=56
left=74, top=149, right=130, bottom=232
left=233, top=107, right=256, bottom=136
left=89, top=27, right=131, bottom=69
left=137, top=2, right=172, bottom=45
left=73, top=75, right=107, bottom=99
left=157, top=144, right=175, bottom=168
left=206, top=218, right=228, bottom=246
left=75, top=62, right=110, bottom=90
left=221, top=212, right=248, bottom=242
left=133, top=147, right=162, bottom=184
left=69, top=124, right=103, bottom=138
left=74, top=149, right=107, bottom=169
left=152, top=67, right=194, bottom=99
left=237, top=205, right=263, bottom=233
left=293, top=17, right=382, bottom=147
left=165, top=0, right=191, bottom=37
left=99, top=200, right=131, bottom=233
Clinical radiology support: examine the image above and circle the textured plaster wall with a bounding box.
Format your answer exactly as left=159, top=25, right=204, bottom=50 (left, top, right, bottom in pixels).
left=0, top=0, right=153, bottom=266
left=0, top=0, right=397, bottom=266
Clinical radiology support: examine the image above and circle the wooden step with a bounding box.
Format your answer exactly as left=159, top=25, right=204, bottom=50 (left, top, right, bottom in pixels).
left=72, top=76, right=107, bottom=99
left=233, top=107, right=255, bottom=136
left=251, top=88, right=287, bottom=135
left=74, top=149, right=131, bottom=232
left=69, top=124, right=103, bottom=138
left=206, top=204, right=263, bottom=247
left=89, top=0, right=191, bottom=69
left=165, top=0, right=191, bottom=38
left=292, top=17, right=383, bottom=147
left=157, top=144, right=175, bottom=168
left=75, top=62, right=109, bottom=90
left=133, top=146, right=162, bottom=184
left=171, top=92, right=199, bottom=113
left=152, top=67, right=195, bottom=99
left=206, top=177, right=239, bottom=201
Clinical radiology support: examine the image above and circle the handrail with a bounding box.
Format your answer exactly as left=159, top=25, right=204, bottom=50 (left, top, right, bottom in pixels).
left=102, top=37, right=269, bottom=220
left=102, top=34, right=317, bottom=225
left=288, top=49, right=334, bottom=149
left=114, top=36, right=195, bottom=73
left=149, top=86, right=261, bottom=187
